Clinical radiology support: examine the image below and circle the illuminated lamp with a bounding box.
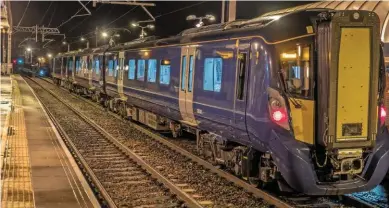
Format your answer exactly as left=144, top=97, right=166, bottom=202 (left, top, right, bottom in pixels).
left=380, top=105, right=387, bottom=126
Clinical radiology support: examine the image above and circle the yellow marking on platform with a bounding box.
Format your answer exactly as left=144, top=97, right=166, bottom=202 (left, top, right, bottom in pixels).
left=1, top=78, right=35, bottom=208
left=191, top=194, right=203, bottom=198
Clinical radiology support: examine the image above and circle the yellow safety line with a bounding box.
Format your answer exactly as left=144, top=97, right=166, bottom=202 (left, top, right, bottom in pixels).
left=1, top=76, right=35, bottom=208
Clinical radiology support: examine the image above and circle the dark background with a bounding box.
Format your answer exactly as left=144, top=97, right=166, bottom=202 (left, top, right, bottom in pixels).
left=10, top=1, right=314, bottom=56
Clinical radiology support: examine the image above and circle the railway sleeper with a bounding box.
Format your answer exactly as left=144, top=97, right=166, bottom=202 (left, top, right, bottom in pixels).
left=63, top=81, right=294, bottom=194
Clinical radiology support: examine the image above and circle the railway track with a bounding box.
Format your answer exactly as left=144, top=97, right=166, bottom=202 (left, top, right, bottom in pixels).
left=25, top=77, right=204, bottom=208
left=28, top=76, right=382, bottom=208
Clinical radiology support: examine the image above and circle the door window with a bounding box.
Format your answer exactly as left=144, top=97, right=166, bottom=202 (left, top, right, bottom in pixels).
left=237, top=53, right=247, bottom=100
left=181, top=56, right=187, bottom=90
left=188, top=55, right=194, bottom=92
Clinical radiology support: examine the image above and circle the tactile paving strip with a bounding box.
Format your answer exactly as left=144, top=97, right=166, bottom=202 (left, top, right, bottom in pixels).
left=1, top=77, right=35, bottom=208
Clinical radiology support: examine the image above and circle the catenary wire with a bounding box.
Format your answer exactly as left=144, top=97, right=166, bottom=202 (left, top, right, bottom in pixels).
left=154, top=1, right=206, bottom=19
left=68, top=4, right=104, bottom=33
left=39, top=1, right=53, bottom=25
left=57, top=1, right=91, bottom=28
left=48, top=3, right=58, bottom=27
left=16, top=0, right=31, bottom=27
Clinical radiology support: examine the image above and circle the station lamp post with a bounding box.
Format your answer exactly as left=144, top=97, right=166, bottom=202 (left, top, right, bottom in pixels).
left=62, top=40, right=70, bottom=52
left=100, top=28, right=129, bottom=46
left=80, top=37, right=90, bottom=49
left=131, top=23, right=154, bottom=39
left=26, top=47, right=32, bottom=64
left=186, top=14, right=216, bottom=27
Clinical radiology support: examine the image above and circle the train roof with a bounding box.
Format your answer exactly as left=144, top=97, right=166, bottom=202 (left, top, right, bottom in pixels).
left=262, top=1, right=389, bottom=42
left=55, top=8, right=330, bottom=58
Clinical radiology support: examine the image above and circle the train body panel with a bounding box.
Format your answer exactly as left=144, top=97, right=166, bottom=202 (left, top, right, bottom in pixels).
left=52, top=10, right=389, bottom=195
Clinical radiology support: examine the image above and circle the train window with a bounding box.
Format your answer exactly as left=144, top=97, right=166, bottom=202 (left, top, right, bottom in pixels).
left=280, top=46, right=310, bottom=97
left=237, top=53, right=247, bottom=100
left=128, top=59, right=136, bottom=80
left=108, top=60, right=114, bottom=76
left=114, top=59, right=118, bottom=77
left=188, top=55, right=194, bottom=92
left=88, top=58, right=92, bottom=71
left=160, top=59, right=170, bottom=85
left=76, top=59, right=81, bottom=74
left=68, top=59, right=73, bottom=72
left=95, top=59, right=100, bottom=75
left=203, top=58, right=223, bottom=92
left=147, top=59, right=157, bottom=83
left=181, top=56, right=187, bottom=90
left=137, top=59, right=146, bottom=81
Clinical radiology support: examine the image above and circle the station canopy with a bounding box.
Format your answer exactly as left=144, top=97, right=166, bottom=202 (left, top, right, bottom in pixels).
left=260, top=1, right=389, bottom=43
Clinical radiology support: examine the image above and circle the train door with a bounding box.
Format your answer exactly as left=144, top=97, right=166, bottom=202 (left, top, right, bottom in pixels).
left=72, top=56, right=76, bottom=81
left=179, top=46, right=197, bottom=126
left=234, top=40, right=251, bottom=130
left=89, top=55, right=93, bottom=87
left=117, top=51, right=125, bottom=98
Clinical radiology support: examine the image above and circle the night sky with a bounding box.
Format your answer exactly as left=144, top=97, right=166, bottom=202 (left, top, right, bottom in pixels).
left=10, top=1, right=313, bottom=57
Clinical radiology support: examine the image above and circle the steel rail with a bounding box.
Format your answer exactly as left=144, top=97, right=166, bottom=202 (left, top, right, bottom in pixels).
left=40, top=78, right=293, bottom=208
left=39, top=77, right=382, bottom=208
left=27, top=77, right=204, bottom=208
left=25, top=77, right=116, bottom=208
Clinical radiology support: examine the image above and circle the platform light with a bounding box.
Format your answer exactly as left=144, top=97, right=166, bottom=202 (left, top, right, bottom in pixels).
left=81, top=37, right=85, bottom=41
left=47, top=53, right=52, bottom=58
left=26, top=47, right=31, bottom=52
left=147, top=24, right=154, bottom=29
left=131, top=23, right=138, bottom=27
left=62, top=41, right=67, bottom=45
left=101, top=32, right=108, bottom=38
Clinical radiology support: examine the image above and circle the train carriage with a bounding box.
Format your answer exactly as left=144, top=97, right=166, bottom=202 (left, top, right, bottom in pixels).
left=52, top=9, right=389, bottom=195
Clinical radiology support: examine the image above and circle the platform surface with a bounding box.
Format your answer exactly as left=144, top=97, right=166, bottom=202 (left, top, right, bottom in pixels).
left=1, top=75, right=98, bottom=208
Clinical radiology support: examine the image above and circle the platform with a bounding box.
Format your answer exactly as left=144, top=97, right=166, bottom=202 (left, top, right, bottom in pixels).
left=1, top=75, right=99, bottom=208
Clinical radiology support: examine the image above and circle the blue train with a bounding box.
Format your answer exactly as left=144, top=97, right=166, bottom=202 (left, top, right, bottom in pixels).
left=52, top=9, right=389, bottom=195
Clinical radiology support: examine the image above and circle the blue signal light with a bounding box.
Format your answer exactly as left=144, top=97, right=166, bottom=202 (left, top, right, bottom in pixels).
left=17, top=58, right=24, bottom=65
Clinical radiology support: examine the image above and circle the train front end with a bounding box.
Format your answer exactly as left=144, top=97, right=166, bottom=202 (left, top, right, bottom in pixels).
left=270, top=10, right=389, bottom=195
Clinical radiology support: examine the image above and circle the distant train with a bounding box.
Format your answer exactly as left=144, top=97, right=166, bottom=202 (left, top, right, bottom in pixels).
left=51, top=9, right=389, bottom=195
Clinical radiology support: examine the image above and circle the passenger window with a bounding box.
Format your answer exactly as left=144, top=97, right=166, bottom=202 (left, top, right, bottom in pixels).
left=160, top=59, right=170, bottom=85
left=188, top=55, right=194, bottom=92
left=68, top=60, right=73, bottom=72
left=203, top=58, right=223, bottom=92
left=147, top=59, right=157, bottom=82
left=76, top=59, right=81, bottom=73
left=95, top=59, right=100, bottom=75
left=137, top=59, right=146, bottom=81
left=108, top=60, right=114, bottom=76
left=237, top=53, right=247, bottom=100
left=128, top=59, right=136, bottom=80
left=280, top=46, right=310, bottom=96
left=181, top=56, right=187, bottom=90
left=114, top=59, right=118, bottom=77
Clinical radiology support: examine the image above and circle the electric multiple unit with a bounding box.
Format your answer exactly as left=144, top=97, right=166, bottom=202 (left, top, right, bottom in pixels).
left=51, top=10, right=389, bottom=195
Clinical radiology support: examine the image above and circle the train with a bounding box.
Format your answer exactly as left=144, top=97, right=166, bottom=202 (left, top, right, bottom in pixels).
left=51, top=9, right=389, bottom=195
